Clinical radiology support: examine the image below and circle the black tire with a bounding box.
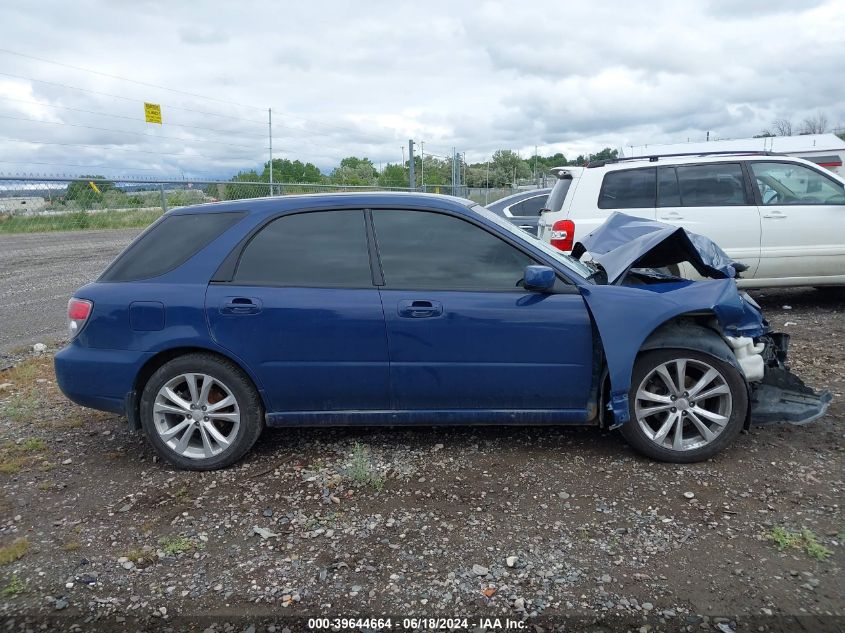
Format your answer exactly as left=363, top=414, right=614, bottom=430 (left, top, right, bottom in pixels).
left=139, top=353, right=264, bottom=470
left=620, top=348, right=747, bottom=463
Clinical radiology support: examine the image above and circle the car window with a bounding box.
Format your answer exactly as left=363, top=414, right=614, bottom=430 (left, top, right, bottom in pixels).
left=657, top=166, right=681, bottom=207
left=510, top=194, right=549, bottom=216
left=372, top=210, right=536, bottom=290
left=676, top=163, right=747, bottom=206
left=234, top=210, right=372, bottom=287
left=544, top=178, right=573, bottom=212
left=598, top=168, right=656, bottom=209
left=750, top=161, right=845, bottom=205
left=100, top=212, right=245, bottom=282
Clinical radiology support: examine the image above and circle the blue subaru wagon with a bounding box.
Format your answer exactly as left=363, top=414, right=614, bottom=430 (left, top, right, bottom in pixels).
left=55, top=193, right=829, bottom=470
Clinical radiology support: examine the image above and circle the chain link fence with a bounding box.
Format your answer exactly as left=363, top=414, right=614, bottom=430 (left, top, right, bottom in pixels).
left=0, top=175, right=531, bottom=353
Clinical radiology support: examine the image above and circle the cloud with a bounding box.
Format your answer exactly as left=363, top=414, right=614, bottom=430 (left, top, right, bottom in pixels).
left=0, top=0, right=842, bottom=177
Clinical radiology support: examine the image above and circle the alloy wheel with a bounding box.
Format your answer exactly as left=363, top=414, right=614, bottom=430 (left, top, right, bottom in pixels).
left=634, top=358, right=733, bottom=452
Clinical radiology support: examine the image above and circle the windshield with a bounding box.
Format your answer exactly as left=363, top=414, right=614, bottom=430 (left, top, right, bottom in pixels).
left=471, top=205, right=593, bottom=280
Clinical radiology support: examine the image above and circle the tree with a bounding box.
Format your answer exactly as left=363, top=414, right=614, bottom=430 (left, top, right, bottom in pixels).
left=261, top=158, right=322, bottom=183
left=65, top=176, right=115, bottom=202
left=378, top=163, right=406, bottom=188
left=489, top=150, right=531, bottom=187
left=772, top=118, right=793, bottom=136
left=330, top=156, right=377, bottom=185
left=800, top=112, right=829, bottom=135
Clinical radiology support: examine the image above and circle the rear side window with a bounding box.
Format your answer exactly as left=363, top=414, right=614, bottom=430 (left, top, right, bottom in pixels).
left=509, top=194, right=549, bottom=215
left=675, top=163, right=747, bottom=206
left=234, top=210, right=372, bottom=287
left=657, top=167, right=681, bottom=207
left=100, top=212, right=244, bottom=282
left=598, top=168, right=656, bottom=209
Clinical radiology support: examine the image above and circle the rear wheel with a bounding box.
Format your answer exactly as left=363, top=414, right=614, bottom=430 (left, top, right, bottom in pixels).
left=139, top=354, right=264, bottom=470
left=620, top=349, right=747, bottom=463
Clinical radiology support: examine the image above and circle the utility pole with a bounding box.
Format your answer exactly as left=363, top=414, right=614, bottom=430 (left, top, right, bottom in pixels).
left=485, top=160, right=490, bottom=205
left=268, top=108, right=273, bottom=197
left=420, top=141, right=425, bottom=191
left=408, top=139, right=415, bottom=190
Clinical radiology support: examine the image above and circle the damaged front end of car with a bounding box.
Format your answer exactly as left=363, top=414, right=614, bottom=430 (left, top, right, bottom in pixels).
left=573, top=213, right=831, bottom=428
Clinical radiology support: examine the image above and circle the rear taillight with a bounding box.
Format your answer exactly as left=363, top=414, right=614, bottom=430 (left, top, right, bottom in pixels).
left=550, top=219, right=575, bottom=251
left=67, top=298, right=92, bottom=337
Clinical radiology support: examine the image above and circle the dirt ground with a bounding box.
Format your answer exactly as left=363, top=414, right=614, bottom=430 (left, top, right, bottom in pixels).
left=0, top=287, right=842, bottom=632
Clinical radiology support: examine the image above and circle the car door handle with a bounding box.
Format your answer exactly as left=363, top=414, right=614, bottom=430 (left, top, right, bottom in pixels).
left=659, top=211, right=684, bottom=220
left=220, top=297, right=262, bottom=315
left=762, top=212, right=787, bottom=219
left=397, top=299, right=443, bottom=318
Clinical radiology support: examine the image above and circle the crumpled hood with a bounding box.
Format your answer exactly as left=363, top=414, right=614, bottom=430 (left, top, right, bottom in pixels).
left=571, top=212, right=745, bottom=284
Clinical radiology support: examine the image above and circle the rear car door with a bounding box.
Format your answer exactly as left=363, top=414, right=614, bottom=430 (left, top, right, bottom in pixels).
left=370, top=209, right=594, bottom=413
left=206, top=209, right=389, bottom=414
left=749, top=160, right=845, bottom=281
left=655, top=163, right=761, bottom=277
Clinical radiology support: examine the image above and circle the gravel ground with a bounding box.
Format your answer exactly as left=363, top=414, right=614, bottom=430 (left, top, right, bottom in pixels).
left=0, top=288, right=842, bottom=633
left=0, top=229, right=140, bottom=354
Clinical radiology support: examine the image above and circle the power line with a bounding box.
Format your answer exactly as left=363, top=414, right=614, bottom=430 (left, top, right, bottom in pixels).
left=0, top=47, right=264, bottom=112
left=0, top=71, right=267, bottom=125
left=0, top=50, right=397, bottom=143
left=0, top=95, right=268, bottom=139
left=0, top=113, right=260, bottom=150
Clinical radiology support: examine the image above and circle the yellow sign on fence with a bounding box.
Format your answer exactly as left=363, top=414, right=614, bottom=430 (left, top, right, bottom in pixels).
left=144, top=102, right=162, bottom=124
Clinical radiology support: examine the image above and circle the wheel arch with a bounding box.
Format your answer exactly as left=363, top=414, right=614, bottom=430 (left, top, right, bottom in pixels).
left=629, top=313, right=752, bottom=430
left=126, top=346, right=268, bottom=429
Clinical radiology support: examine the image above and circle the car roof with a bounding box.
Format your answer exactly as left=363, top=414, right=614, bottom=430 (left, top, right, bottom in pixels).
left=169, top=191, right=477, bottom=216
left=593, top=153, right=821, bottom=171
left=485, top=188, right=551, bottom=212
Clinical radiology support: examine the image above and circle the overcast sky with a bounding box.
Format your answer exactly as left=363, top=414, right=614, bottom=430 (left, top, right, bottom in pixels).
left=1, top=0, right=843, bottom=179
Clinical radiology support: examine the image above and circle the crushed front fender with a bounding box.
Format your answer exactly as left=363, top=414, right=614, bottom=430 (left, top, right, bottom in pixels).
left=580, top=278, right=768, bottom=424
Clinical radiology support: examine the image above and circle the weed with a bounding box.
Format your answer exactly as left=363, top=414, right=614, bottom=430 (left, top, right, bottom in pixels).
left=1, top=393, right=38, bottom=422
left=0, top=457, right=25, bottom=474
left=20, top=438, right=45, bottom=452
left=62, top=541, right=81, bottom=552
left=159, top=535, right=202, bottom=556
left=122, top=548, right=145, bottom=563
left=345, top=443, right=386, bottom=491
left=770, top=526, right=832, bottom=561
left=2, top=575, right=26, bottom=596
left=0, top=539, right=29, bottom=566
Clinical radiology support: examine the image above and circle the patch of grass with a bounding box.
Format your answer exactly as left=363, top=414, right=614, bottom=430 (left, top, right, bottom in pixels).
left=2, top=574, right=26, bottom=596
left=172, top=486, right=192, bottom=503
left=0, top=539, right=29, bottom=566
left=1, top=392, right=39, bottom=422
left=0, top=209, right=163, bottom=234
left=62, top=541, right=80, bottom=552
left=770, top=527, right=833, bottom=561
left=0, top=457, right=25, bottom=474
left=122, top=548, right=145, bottom=563
left=0, top=439, right=48, bottom=474
left=7, top=363, right=38, bottom=383
left=345, top=443, right=386, bottom=491
left=20, top=438, right=45, bottom=452
left=159, top=535, right=202, bottom=556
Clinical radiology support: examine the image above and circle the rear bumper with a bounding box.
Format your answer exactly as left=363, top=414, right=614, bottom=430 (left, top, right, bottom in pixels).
left=54, top=344, right=150, bottom=415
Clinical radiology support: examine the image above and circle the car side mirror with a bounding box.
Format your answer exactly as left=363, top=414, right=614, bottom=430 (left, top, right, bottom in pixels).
left=523, top=265, right=555, bottom=291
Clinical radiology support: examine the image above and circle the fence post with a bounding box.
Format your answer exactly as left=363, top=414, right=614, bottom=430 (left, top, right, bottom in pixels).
left=160, top=185, right=168, bottom=213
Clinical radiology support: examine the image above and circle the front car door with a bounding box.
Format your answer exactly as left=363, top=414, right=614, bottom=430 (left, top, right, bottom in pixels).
left=206, top=209, right=389, bottom=414
left=655, top=162, right=761, bottom=278
left=370, top=208, right=595, bottom=415
left=749, top=160, right=845, bottom=283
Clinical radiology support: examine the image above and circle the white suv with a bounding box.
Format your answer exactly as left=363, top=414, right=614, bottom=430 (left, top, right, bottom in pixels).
left=537, top=153, right=845, bottom=288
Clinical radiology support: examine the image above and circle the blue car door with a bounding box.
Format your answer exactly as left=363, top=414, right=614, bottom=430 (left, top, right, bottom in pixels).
left=370, top=209, right=595, bottom=413
left=206, top=209, right=389, bottom=414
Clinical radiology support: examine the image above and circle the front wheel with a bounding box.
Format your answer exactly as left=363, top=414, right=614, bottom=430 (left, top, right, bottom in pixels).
left=620, top=349, right=747, bottom=463
left=139, top=353, right=264, bottom=470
